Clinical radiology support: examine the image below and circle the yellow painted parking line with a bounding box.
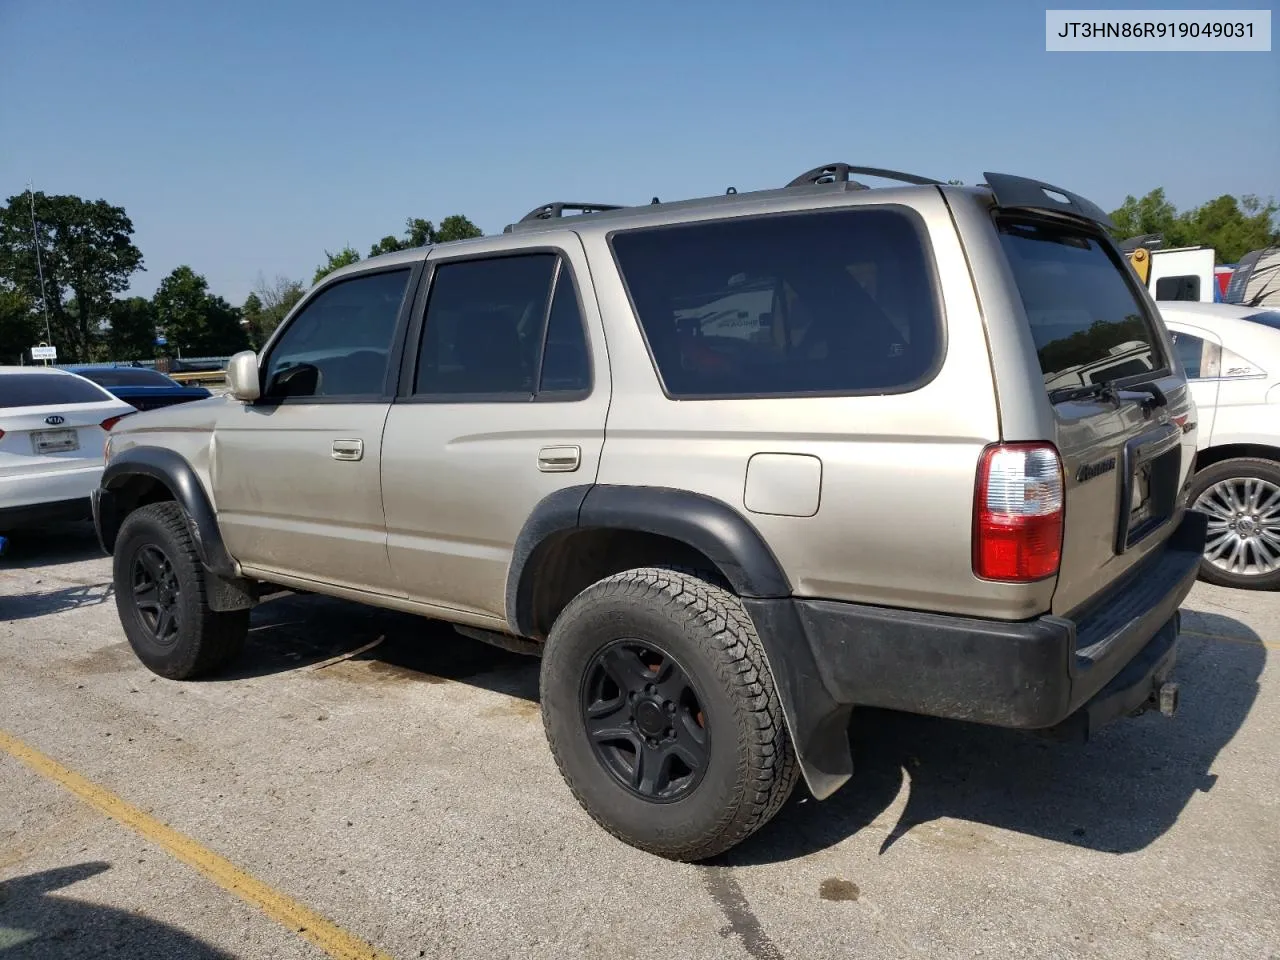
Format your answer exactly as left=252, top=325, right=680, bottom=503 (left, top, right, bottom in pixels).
left=0, top=728, right=393, bottom=960
left=1180, top=629, right=1280, bottom=651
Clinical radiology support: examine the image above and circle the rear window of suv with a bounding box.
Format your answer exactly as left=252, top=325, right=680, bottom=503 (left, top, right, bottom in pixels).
left=610, top=207, right=943, bottom=398
left=997, top=218, right=1167, bottom=394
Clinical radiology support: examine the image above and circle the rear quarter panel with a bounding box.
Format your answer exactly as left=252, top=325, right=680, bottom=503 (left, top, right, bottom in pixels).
left=582, top=187, right=1055, bottom=618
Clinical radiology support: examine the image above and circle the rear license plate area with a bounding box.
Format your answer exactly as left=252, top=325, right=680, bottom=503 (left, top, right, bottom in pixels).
left=32, top=429, right=79, bottom=455
left=1116, top=426, right=1182, bottom=553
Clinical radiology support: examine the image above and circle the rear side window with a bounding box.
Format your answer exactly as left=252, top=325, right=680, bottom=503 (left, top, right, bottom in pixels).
left=0, top=374, right=111, bottom=408
left=610, top=208, right=943, bottom=398
left=263, top=268, right=410, bottom=400
left=997, top=219, right=1167, bottom=393
left=76, top=368, right=177, bottom=388
left=1155, top=275, right=1201, bottom=302
left=1169, top=330, right=1221, bottom=379
left=1242, top=310, right=1280, bottom=331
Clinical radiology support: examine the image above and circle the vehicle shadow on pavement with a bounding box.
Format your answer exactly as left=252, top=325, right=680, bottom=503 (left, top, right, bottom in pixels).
left=212, top=592, right=540, bottom=701
left=725, top=611, right=1266, bottom=866
left=0, top=583, right=114, bottom=622
left=0, top=862, right=233, bottom=959
left=0, top=523, right=103, bottom=569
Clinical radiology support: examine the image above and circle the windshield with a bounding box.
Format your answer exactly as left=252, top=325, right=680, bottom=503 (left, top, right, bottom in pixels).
left=997, top=217, right=1167, bottom=394
left=0, top=373, right=113, bottom=408
left=74, top=367, right=178, bottom=387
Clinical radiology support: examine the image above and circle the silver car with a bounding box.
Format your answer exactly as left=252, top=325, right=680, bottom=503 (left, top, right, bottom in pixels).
left=93, top=164, right=1206, bottom=861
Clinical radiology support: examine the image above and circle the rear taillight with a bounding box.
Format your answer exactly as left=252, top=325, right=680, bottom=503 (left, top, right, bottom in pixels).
left=974, top=443, right=1064, bottom=582
left=100, top=415, right=127, bottom=432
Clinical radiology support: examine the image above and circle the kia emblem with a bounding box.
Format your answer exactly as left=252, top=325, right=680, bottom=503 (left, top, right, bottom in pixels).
left=45, top=415, right=65, bottom=425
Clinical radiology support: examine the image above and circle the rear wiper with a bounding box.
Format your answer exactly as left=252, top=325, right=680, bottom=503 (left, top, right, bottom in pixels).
left=1048, top=379, right=1169, bottom=411
left=1048, top=381, right=1120, bottom=405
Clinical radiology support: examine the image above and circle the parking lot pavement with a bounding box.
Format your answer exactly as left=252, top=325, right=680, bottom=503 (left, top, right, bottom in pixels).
left=1, top=525, right=1277, bottom=960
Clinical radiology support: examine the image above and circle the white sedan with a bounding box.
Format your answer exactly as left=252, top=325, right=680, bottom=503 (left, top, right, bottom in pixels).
left=0, top=366, right=136, bottom=531
left=1159, top=301, right=1280, bottom=589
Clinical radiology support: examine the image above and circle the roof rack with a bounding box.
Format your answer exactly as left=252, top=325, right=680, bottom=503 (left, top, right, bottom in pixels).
left=786, top=163, right=943, bottom=189
left=519, top=202, right=626, bottom=223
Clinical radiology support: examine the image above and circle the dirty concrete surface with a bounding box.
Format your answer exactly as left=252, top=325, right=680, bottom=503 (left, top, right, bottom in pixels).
left=1, top=523, right=1277, bottom=959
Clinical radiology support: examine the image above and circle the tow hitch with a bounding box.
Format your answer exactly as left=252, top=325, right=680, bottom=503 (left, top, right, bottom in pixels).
left=1130, top=680, right=1180, bottom=719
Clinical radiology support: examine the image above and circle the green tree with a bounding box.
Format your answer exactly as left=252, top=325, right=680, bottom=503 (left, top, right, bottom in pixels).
left=312, top=246, right=362, bottom=285
left=367, top=214, right=483, bottom=257
left=242, top=275, right=305, bottom=347
left=153, top=266, right=248, bottom=356
left=0, top=192, right=144, bottom=362
left=106, top=296, right=158, bottom=361
left=434, top=214, right=483, bottom=243
left=1177, top=194, right=1280, bottom=264
left=1110, top=188, right=1279, bottom=263
left=0, top=285, right=41, bottom=364
left=1110, top=188, right=1181, bottom=241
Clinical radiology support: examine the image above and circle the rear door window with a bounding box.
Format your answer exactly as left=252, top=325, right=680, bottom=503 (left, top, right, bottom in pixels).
left=997, top=218, right=1168, bottom=394
left=0, top=374, right=112, bottom=408
left=610, top=207, right=943, bottom=398
left=412, top=252, right=591, bottom=399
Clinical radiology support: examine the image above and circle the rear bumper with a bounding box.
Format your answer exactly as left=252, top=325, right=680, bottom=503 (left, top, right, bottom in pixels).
left=0, top=464, right=102, bottom=510
left=745, top=509, right=1207, bottom=798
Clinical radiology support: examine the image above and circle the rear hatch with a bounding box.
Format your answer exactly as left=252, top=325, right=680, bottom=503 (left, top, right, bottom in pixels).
left=996, top=216, right=1192, bottom=615
left=0, top=374, right=134, bottom=481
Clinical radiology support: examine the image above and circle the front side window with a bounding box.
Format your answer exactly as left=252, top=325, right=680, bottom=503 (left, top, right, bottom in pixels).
left=610, top=207, right=943, bottom=398
left=262, top=269, right=410, bottom=400
left=414, top=253, right=591, bottom=398
left=997, top=218, right=1167, bottom=395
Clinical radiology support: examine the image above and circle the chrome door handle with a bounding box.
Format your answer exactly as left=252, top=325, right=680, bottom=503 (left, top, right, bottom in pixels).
left=538, top=445, right=580, bottom=473
left=331, top=439, right=364, bottom=461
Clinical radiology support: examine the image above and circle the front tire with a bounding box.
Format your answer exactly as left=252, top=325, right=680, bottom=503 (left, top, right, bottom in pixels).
left=540, top=567, right=799, bottom=861
left=1188, top=457, right=1280, bottom=591
left=113, top=502, right=249, bottom=679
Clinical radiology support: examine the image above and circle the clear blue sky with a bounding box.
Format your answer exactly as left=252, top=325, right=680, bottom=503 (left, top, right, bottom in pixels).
left=2, top=0, right=1276, bottom=303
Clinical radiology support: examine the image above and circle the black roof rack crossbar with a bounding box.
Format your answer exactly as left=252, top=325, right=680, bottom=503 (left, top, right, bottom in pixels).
left=786, top=163, right=942, bottom=188
left=981, top=172, right=1116, bottom=231
left=518, top=202, right=626, bottom=223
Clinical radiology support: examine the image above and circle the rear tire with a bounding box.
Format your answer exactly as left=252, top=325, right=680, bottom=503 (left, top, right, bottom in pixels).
left=540, top=567, right=798, bottom=861
left=1187, top=457, right=1280, bottom=591
left=113, top=502, right=249, bottom=679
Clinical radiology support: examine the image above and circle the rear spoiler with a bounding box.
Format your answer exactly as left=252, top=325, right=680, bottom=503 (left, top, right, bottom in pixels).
left=982, top=172, right=1116, bottom=232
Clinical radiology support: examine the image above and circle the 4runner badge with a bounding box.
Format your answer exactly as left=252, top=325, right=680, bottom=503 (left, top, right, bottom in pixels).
left=1076, top=456, right=1117, bottom=484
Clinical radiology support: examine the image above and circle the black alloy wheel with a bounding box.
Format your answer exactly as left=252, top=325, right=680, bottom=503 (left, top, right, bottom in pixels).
left=130, top=544, right=183, bottom=647
left=580, top=640, right=709, bottom=802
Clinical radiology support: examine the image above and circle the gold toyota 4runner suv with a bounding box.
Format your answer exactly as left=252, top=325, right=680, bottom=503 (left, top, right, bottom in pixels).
left=95, top=164, right=1207, bottom=861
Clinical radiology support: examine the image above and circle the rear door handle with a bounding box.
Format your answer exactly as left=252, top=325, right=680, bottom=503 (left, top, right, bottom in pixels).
left=538, top=445, right=581, bottom=473
left=331, top=439, right=364, bottom=461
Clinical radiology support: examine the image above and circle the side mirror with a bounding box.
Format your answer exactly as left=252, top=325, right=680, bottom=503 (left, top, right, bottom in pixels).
left=226, top=351, right=262, bottom=402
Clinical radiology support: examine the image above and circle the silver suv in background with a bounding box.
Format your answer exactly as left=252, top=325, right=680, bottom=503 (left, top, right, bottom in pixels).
left=93, top=164, right=1207, bottom=861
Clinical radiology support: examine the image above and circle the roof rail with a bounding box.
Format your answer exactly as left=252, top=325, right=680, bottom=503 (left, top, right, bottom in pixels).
left=518, top=202, right=626, bottom=223
left=786, top=163, right=943, bottom=188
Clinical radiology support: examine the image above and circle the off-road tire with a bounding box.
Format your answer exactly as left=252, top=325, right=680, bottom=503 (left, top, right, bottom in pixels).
left=540, top=567, right=799, bottom=861
left=113, top=501, right=249, bottom=679
left=1187, top=457, right=1280, bottom=591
